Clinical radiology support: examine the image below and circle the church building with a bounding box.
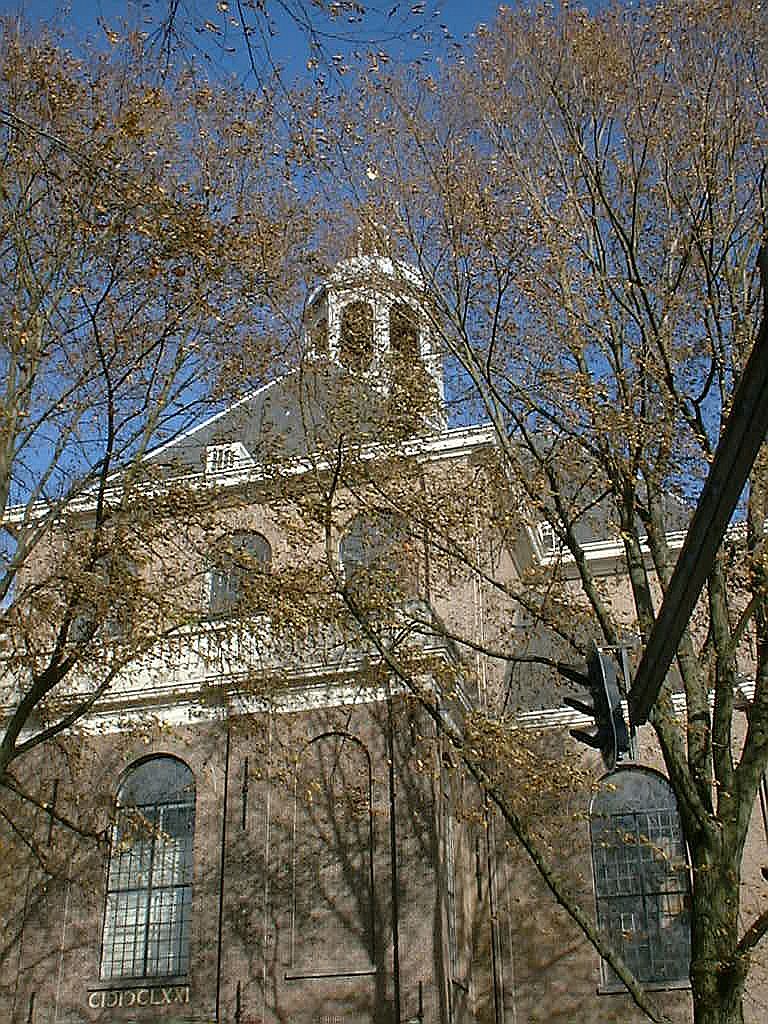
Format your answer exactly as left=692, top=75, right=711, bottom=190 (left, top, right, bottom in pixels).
left=3, top=253, right=767, bottom=1024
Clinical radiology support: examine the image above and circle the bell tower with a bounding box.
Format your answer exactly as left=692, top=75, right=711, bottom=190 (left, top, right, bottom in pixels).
left=303, top=254, right=446, bottom=430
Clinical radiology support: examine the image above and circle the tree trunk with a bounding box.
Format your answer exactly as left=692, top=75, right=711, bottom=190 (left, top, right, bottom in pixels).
left=690, top=843, right=747, bottom=1024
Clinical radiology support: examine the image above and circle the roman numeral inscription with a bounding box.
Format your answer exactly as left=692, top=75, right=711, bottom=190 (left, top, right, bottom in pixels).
left=87, top=984, right=190, bottom=1009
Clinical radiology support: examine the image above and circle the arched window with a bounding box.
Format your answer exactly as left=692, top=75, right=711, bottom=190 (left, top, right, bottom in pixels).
left=101, top=757, right=195, bottom=980
left=591, top=766, right=690, bottom=990
left=388, top=302, right=434, bottom=422
left=340, top=513, right=418, bottom=599
left=289, top=733, right=375, bottom=977
left=339, top=301, right=374, bottom=372
left=207, top=530, right=271, bottom=617
left=389, top=302, right=419, bottom=364
left=339, top=513, right=405, bottom=577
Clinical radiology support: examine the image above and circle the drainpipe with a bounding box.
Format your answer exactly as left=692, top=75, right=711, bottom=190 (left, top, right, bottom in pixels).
left=215, top=723, right=232, bottom=1023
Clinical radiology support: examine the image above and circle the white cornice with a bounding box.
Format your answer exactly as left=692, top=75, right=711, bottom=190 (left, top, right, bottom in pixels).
left=3, top=421, right=498, bottom=523
left=531, top=530, right=688, bottom=579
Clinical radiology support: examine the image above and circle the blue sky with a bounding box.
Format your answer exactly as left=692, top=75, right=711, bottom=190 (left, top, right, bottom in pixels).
left=2, top=1, right=507, bottom=86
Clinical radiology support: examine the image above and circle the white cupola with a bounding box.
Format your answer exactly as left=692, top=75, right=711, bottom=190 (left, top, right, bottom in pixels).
left=303, top=255, right=445, bottom=426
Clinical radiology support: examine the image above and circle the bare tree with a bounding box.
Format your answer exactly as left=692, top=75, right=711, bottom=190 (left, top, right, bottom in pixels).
left=0, top=25, right=307, bottom=793
left=299, top=2, right=768, bottom=1022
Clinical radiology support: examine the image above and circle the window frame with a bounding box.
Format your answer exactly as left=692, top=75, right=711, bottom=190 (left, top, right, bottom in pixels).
left=100, top=756, right=196, bottom=982
left=590, top=765, right=691, bottom=992
left=339, top=513, right=410, bottom=578
left=339, top=515, right=385, bottom=580
left=206, top=529, right=272, bottom=619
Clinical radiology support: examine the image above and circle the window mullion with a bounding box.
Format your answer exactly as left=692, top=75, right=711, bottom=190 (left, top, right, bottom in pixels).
left=142, top=802, right=159, bottom=978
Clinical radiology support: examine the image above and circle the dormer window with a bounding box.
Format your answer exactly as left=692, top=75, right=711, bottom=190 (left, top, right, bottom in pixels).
left=537, top=520, right=558, bottom=555
left=205, top=442, right=252, bottom=478
left=339, top=301, right=374, bottom=372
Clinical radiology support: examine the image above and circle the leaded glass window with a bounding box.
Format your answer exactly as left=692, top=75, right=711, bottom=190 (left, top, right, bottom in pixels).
left=101, top=757, right=195, bottom=980
left=591, top=766, right=690, bottom=989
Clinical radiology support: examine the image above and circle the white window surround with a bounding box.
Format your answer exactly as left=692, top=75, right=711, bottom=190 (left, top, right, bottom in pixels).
left=205, top=442, right=253, bottom=478
left=536, top=520, right=558, bottom=555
